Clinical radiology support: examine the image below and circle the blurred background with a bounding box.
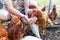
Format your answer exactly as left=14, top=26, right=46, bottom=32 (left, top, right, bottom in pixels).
left=36, top=0, right=60, bottom=17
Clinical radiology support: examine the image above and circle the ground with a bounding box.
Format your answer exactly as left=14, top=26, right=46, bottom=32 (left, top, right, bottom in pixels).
left=24, top=17, right=60, bottom=40
left=43, top=27, right=60, bottom=40
left=24, top=26, right=60, bottom=40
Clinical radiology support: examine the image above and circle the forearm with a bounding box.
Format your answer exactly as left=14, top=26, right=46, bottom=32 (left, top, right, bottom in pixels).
left=5, top=4, right=24, bottom=18
left=7, top=7, right=24, bottom=17
left=24, top=0, right=29, bottom=15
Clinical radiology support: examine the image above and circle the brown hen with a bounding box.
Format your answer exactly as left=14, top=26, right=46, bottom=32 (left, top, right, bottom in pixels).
left=0, top=23, right=8, bottom=40
left=33, top=9, right=48, bottom=34
left=29, top=5, right=48, bottom=34
left=48, top=5, right=57, bottom=23
left=8, top=15, right=26, bottom=40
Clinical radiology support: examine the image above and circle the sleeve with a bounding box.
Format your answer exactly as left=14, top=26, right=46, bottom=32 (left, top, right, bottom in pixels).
left=2, top=0, right=12, bottom=4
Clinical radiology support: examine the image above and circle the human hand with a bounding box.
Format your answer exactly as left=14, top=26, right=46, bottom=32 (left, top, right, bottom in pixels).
left=28, top=16, right=37, bottom=24
left=22, top=15, right=37, bottom=24
left=21, top=15, right=29, bottom=24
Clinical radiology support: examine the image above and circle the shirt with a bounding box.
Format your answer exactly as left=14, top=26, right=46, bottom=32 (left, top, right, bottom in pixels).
left=2, top=0, right=24, bottom=10
left=2, top=0, right=38, bottom=10
left=2, top=0, right=12, bottom=4
left=13, top=0, right=24, bottom=10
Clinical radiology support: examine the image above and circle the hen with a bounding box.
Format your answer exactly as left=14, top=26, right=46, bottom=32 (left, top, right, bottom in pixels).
left=28, top=5, right=48, bottom=35
left=33, top=9, right=48, bottom=34
left=0, top=23, right=8, bottom=40
left=8, top=15, right=26, bottom=40
left=48, top=5, right=57, bottom=23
